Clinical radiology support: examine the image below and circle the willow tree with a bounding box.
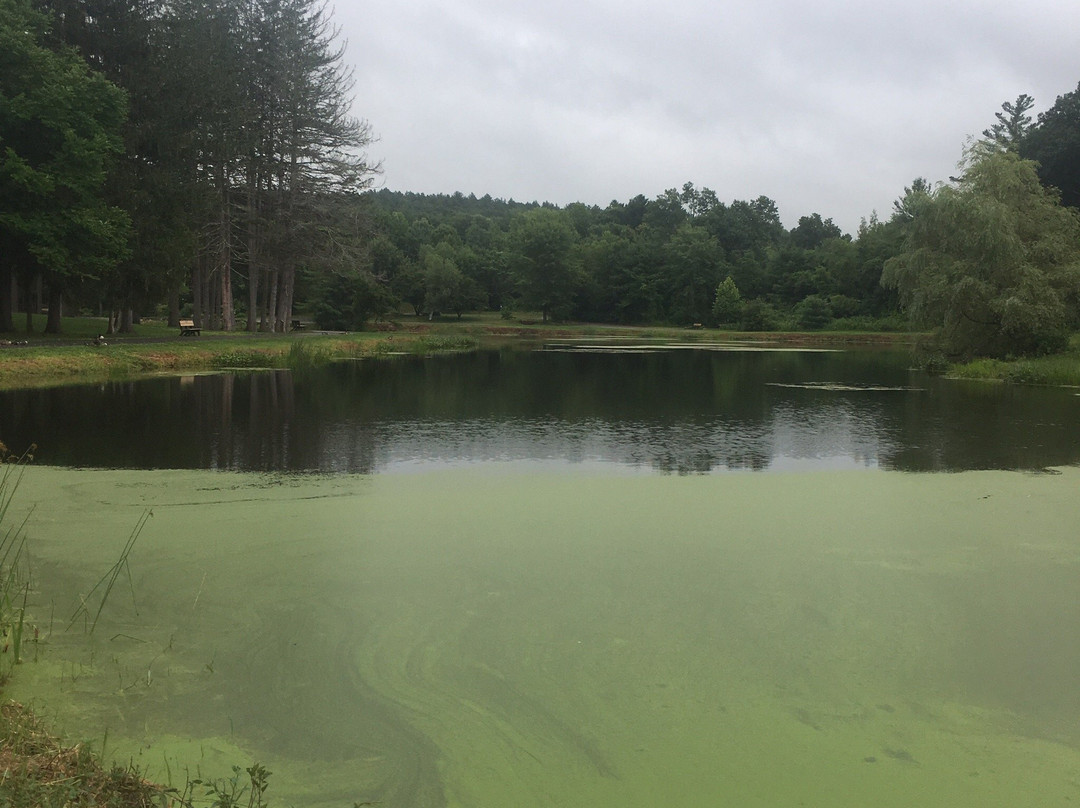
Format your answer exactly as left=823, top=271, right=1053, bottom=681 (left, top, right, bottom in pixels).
left=882, top=147, right=1080, bottom=358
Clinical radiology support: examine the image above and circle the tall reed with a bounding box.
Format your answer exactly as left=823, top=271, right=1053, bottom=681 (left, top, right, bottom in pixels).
left=0, top=441, right=35, bottom=681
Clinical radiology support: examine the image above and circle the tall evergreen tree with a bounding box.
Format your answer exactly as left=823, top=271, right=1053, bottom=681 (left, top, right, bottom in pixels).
left=1022, top=82, right=1080, bottom=209
left=982, top=93, right=1034, bottom=152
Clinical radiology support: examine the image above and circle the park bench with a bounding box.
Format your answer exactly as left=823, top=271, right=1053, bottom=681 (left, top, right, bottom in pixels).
left=179, top=319, right=200, bottom=336
left=291, top=319, right=305, bottom=331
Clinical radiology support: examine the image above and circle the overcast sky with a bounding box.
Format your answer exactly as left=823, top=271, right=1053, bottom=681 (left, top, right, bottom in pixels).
left=342, top=0, right=1080, bottom=234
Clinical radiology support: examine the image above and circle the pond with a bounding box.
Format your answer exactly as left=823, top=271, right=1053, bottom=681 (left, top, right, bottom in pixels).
left=3, top=343, right=1079, bottom=472
left=3, top=344, right=1080, bottom=807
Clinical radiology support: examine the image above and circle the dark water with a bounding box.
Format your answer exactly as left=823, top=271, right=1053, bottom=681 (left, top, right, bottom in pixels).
left=2, top=344, right=1078, bottom=473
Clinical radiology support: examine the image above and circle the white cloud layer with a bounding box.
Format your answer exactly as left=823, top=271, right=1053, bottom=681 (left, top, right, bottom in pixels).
left=341, top=0, right=1080, bottom=233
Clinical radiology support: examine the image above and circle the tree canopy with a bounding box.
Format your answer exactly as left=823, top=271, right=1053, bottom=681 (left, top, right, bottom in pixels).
left=0, top=0, right=129, bottom=331
left=1022, top=82, right=1080, bottom=209
left=882, top=148, right=1080, bottom=358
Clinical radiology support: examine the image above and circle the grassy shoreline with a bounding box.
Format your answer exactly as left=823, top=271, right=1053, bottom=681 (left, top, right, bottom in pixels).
left=4, top=313, right=1078, bottom=390
left=946, top=335, right=1080, bottom=387
left=0, top=314, right=919, bottom=390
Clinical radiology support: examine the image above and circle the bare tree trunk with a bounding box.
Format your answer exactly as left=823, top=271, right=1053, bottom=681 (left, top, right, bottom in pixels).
left=120, top=308, right=134, bottom=333
left=219, top=210, right=235, bottom=331
left=44, top=285, right=63, bottom=334
left=192, top=259, right=204, bottom=328
left=247, top=262, right=259, bottom=331
left=203, top=252, right=217, bottom=330
left=0, top=266, right=14, bottom=332
left=266, top=267, right=279, bottom=332
left=207, top=266, right=220, bottom=330
left=168, top=286, right=180, bottom=328
left=23, top=271, right=34, bottom=333
left=246, top=171, right=260, bottom=332
left=277, top=264, right=294, bottom=332
left=257, top=267, right=270, bottom=331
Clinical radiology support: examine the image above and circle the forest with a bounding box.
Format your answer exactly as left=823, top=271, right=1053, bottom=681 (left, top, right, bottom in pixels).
left=2, top=0, right=1080, bottom=359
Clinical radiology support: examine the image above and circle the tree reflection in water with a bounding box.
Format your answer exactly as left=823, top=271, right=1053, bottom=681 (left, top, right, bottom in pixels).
left=1, top=348, right=1077, bottom=473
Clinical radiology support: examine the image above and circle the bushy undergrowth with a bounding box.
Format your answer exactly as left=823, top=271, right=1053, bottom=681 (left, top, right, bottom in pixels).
left=945, top=330, right=1080, bottom=385
left=828, top=314, right=909, bottom=332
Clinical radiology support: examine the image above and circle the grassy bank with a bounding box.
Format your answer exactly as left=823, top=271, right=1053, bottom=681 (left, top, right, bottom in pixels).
left=0, top=701, right=160, bottom=807
left=0, top=698, right=287, bottom=807
left=0, top=313, right=919, bottom=390
left=0, top=329, right=479, bottom=390
left=948, top=334, right=1080, bottom=387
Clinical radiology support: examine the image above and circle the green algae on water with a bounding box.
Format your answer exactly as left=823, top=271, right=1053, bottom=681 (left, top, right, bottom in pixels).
left=7, top=465, right=1080, bottom=807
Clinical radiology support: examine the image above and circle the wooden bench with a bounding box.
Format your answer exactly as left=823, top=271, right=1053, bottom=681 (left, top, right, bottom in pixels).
left=291, top=319, right=305, bottom=331
left=179, top=319, right=200, bottom=336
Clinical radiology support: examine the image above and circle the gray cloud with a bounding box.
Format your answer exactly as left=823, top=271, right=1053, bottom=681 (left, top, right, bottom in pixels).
left=343, top=0, right=1080, bottom=232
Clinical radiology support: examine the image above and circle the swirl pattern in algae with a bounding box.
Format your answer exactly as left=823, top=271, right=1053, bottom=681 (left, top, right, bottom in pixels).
left=7, top=465, right=1080, bottom=806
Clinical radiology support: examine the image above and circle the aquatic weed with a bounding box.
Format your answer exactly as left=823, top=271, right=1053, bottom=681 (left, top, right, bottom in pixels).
left=0, top=441, right=35, bottom=681
left=407, top=336, right=477, bottom=354
left=69, top=509, right=150, bottom=635
left=179, top=763, right=273, bottom=808
left=212, top=350, right=277, bottom=369
left=286, top=340, right=317, bottom=371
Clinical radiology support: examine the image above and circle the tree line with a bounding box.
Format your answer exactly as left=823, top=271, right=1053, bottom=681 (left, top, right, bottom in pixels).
left=2, top=0, right=1079, bottom=358
left=341, top=89, right=1080, bottom=359
left=342, top=186, right=898, bottom=334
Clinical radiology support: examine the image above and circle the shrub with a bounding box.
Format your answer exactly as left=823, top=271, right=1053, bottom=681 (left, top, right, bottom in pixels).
left=739, top=299, right=780, bottom=331
left=794, top=295, right=832, bottom=330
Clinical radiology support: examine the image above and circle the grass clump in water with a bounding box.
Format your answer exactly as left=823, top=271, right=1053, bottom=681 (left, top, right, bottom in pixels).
left=286, top=340, right=323, bottom=371
left=949, top=338, right=1080, bottom=387
left=211, top=350, right=279, bottom=369
left=405, top=335, right=477, bottom=354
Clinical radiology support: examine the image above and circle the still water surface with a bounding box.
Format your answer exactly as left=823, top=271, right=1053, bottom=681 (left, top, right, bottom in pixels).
left=2, top=344, right=1079, bottom=472
left=4, top=345, right=1080, bottom=807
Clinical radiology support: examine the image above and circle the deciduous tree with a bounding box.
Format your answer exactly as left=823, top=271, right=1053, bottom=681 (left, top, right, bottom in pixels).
left=882, top=148, right=1080, bottom=358
left=0, top=0, right=129, bottom=333
left=510, top=209, right=578, bottom=322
